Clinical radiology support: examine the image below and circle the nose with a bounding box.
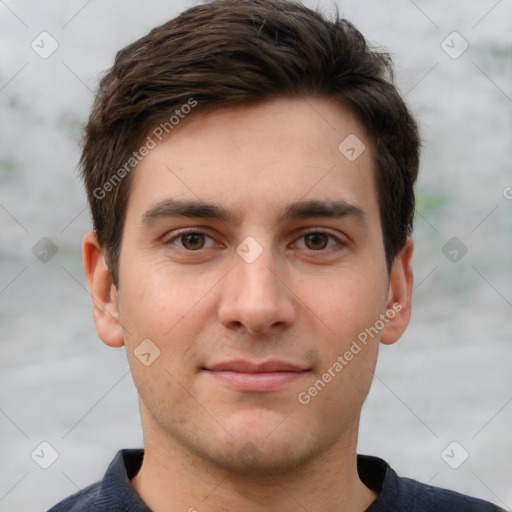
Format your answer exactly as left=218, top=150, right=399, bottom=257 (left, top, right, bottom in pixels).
left=217, top=242, right=297, bottom=336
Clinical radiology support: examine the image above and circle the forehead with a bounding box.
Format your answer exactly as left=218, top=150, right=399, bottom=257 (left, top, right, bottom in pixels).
left=125, top=97, right=379, bottom=228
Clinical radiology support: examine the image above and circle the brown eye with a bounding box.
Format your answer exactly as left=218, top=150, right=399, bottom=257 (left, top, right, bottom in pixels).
left=165, top=230, right=219, bottom=252
left=294, top=231, right=342, bottom=251
left=180, top=233, right=206, bottom=250
left=304, top=232, right=329, bottom=250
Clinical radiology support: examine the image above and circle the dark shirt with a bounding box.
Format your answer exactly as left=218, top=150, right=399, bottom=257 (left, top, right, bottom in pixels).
left=48, top=449, right=506, bottom=511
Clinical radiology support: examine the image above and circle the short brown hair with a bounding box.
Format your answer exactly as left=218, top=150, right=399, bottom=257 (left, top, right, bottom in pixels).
left=81, top=0, right=420, bottom=286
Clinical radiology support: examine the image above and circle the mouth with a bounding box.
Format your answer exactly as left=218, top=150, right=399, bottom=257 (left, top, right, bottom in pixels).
left=201, top=360, right=310, bottom=392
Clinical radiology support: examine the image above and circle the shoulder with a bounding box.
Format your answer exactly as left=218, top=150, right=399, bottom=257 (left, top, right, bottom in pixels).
left=358, top=455, right=506, bottom=512
left=46, top=449, right=147, bottom=512
left=392, top=472, right=506, bottom=511
left=46, top=482, right=102, bottom=512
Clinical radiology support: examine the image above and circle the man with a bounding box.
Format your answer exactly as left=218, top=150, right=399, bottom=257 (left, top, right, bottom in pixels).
left=48, top=0, right=505, bottom=510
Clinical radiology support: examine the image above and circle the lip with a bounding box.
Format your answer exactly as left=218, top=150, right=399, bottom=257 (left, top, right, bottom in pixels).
left=207, top=360, right=308, bottom=373
left=203, top=359, right=309, bottom=392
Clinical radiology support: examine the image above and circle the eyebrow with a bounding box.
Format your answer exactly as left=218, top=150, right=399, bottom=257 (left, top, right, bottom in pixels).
left=140, top=198, right=368, bottom=228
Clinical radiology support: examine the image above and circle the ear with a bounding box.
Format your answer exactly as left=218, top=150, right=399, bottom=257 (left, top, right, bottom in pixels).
left=82, top=231, right=125, bottom=348
left=380, top=237, right=414, bottom=345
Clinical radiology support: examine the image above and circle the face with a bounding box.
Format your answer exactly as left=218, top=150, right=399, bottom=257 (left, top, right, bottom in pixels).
left=87, top=97, right=413, bottom=475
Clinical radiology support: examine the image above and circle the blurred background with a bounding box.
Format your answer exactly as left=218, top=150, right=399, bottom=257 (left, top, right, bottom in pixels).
left=1, top=0, right=511, bottom=510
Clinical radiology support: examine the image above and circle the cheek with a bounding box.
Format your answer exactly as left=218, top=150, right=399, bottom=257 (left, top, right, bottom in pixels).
left=296, top=337, right=378, bottom=431
left=301, top=270, right=387, bottom=342
left=119, top=257, right=212, bottom=338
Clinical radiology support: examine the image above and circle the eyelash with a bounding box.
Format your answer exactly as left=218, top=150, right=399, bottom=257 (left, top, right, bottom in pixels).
left=164, top=228, right=345, bottom=253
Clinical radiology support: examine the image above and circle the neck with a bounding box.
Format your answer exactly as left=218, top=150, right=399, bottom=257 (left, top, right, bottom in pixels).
left=131, top=424, right=377, bottom=512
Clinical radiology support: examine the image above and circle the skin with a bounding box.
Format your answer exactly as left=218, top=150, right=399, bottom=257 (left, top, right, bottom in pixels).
left=83, top=97, right=414, bottom=512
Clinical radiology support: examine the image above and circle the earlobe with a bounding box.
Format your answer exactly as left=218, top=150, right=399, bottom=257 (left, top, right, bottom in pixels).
left=82, top=231, right=125, bottom=348
left=380, top=237, right=414, bottom=345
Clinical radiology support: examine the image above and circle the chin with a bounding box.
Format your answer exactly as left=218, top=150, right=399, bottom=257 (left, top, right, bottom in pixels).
left=174, top=417, right=341, bottom=478
left=196, top=440, right=317, bottom=476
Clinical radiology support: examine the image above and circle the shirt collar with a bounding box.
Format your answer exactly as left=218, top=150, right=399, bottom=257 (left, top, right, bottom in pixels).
left=99, top=449, right=392, bottom=510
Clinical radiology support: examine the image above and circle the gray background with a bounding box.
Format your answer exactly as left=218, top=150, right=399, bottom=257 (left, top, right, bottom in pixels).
left=1, top=0, right=511, bottom=510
